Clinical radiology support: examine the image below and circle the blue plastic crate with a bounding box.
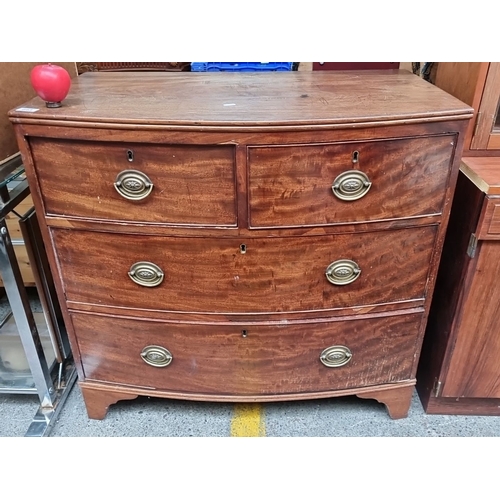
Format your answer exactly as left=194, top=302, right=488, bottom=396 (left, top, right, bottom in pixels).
left=191, top=62, right=294, bottom=72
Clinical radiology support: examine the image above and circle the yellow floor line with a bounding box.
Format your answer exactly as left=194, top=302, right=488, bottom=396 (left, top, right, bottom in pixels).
left=230, top=403, right=265, bottom=437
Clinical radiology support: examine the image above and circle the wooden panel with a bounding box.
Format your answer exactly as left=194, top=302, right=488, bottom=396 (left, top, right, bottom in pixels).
left=488, top=205, right=500, bottom=233
left=471, top=63, right=500, bottom=150
left=487, top=133, right=500, bottom=150
left=1, top=191, right=35, bottom=286
left=248, top=135, right=454, bottom=228
left=1, top=197, right=35, bottom=287
left=476, top=197, right=500, bottom=239
left=297, top=62, right=313, bottom=71
left=422, top=396, right=500, bottom=416
left=434, top=62, right=489, bottom=152
left=0, top=63, right=77, bottom=164
left=29, top=138, right=237, bottom=226
left=9, top=71, right=473, bottom=129
left=434, top=62, right=488, bottom=108
left=416, top=171, right=485, bottom=408
left=5, top=195, right=33, bottom=240
left=441, top=240, right=500, bottom=398
left=460, top=157, right=500, bottom=195
left=0, top=244, right=35, bottom=286
left=52, top=226, right=437, bottom=314
left=72, top=311, right=421, bottom=395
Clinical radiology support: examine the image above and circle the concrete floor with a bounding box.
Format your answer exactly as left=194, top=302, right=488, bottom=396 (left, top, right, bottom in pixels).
left=2, top=383, right=499, bottom=437
left=1, top=287, right=499, bottom=438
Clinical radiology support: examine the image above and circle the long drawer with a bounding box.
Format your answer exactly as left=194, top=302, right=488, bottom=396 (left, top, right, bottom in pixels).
left=72, top=311, right=421, bottom=395
left=28, top=138, right=237, bottom=226
left=53, top=226, right=437, bottom=314
left=248, top=135, right=455, bottom=228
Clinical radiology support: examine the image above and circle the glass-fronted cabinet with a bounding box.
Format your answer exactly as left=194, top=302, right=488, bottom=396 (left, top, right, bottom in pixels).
left=434, top=62, right=500, bottom=156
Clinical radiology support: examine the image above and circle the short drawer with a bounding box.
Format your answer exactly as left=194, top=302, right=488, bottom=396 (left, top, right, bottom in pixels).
left=53, top=226, right=437, bottom=314
left=477, top=197, right=500, bottom=240
left=248, top=135, right=455, bottom=227
left=72, top=312, right=421, bottom=395
left=29, top=138, right=237, bottom=226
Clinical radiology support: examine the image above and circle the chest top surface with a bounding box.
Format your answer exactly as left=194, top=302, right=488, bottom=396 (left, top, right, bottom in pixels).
left=9, top=70, right=472, bottom=129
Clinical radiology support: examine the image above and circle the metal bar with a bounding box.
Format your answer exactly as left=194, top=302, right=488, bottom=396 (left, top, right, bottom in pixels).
left=19, top=207, right=63, bottom=362
left=0, top=153, right=22, bottom=180
left=20, top=207, right=71, bottom=358
left=0, top=178, right=31, bottom=219
left=0, top=218, right=56, bottom=406
left=25, top=360, right=77, bottom=437
left=0, top=185, right=10, bottom=204
left=0, top=387, right=38, bottom=394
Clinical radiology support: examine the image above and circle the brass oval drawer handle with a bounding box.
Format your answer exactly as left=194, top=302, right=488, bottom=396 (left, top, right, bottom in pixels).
left=320, top=345, right=352, bottom=368
left=325, top=259, right=361, bottom=286
left=141, top=345, right=173, bottom=368
left=114, top=169, right=154, bottom=201
left=332, top=170, right=371, bottom=201
left=128, top=261, right=164, bottom=287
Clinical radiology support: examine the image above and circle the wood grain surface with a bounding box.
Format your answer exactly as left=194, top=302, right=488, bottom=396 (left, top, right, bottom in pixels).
left=29, top=137, right=237, bottom=225
left=9, top=71, right=473, bottom=129
left=476, top=198, right=500, bottom=239
left=52, top=226, right=437, bottom=314
left=417, top=172, right=485, bottom=398
left=72, top=311, right=421, bottom=396
left=441, top=239, right=500, bottom=398
left=471, top=63, right=500, bottom=150
left=434, top=62, right=489, bottom=153
left=460, top=157, right=500, bottom=195
left=248, top=135, right=455, bottom=227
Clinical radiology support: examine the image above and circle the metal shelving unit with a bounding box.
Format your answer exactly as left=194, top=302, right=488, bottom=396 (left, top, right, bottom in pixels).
left=0, top=154, right=76, bottom=436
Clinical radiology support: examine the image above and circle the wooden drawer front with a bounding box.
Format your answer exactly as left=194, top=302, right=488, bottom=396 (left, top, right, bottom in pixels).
left=477, top=198, right=500, bottom=240
left=72, top=312, right=421, bottom=395
left=29, top=138, right=237, bottom=226
left=54, top=226, right=436, bottom=314
left=488, top=204, right=500, bottom=234
left=248, top=135, right=454, bottom=228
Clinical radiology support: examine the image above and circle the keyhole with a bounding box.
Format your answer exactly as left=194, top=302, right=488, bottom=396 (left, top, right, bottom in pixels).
left=352, top=151, right=359, bottom=164
left=240, top=244, right=247, bottom=254
left=127, top=150, right=134, bottom=162
left=241, top=329, right=248, bottom=338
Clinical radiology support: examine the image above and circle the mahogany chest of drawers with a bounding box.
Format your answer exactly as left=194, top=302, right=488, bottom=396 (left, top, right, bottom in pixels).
left=9, top=71, right=472, bottom=419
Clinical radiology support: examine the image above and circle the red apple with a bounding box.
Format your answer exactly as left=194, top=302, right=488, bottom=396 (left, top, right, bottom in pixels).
left=30, top=63, right=71, bottom=108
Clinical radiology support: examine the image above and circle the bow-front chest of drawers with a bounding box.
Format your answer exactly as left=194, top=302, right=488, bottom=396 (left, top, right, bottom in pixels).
left=9, top=71, right=472, bottom=419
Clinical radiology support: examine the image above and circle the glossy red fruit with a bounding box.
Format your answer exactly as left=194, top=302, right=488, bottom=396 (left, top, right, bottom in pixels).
left=30, top=63, right=71, bottom=108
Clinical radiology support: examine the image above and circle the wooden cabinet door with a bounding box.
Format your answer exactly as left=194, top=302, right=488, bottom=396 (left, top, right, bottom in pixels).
left=441, top=239, right=500, bottom=398
left=471, top=63, right=500, bottom=151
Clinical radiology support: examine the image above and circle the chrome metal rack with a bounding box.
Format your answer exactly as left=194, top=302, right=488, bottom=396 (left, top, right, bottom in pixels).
left=0, top=154, right=76, bottom=436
